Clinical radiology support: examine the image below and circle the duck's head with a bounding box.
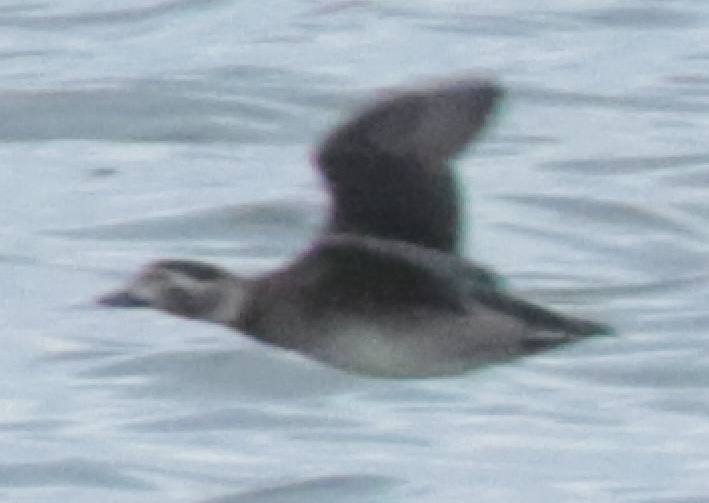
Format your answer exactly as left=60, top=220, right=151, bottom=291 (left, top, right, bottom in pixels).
left=97, top=259, right=249, bottom=325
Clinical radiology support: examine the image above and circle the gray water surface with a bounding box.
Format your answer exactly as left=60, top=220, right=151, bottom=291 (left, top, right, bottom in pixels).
left=3, top=1, right=709, bottom=502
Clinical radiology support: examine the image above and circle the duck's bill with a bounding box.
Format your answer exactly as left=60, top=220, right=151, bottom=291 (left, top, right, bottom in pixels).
left=96, top=289, right=150, bottom=308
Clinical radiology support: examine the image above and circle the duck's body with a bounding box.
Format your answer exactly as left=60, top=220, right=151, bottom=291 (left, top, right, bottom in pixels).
left=98, top=75, right=611, bottom=378
left=238, top=235, right=606, bottom=376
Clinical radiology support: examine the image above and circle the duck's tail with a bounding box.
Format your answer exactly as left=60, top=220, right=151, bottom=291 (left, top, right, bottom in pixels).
left=474, top=288, right=614, bottom=339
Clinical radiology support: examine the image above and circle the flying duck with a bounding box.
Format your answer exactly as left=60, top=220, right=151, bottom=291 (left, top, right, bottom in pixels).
left=98, top=75, right=611, bottom=377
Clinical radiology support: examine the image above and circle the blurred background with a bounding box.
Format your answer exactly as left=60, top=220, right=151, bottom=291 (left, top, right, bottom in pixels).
left=2, top=0, right=709, bottom=501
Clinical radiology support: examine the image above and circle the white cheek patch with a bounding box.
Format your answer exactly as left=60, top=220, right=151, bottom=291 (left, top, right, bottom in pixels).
left=130, top=277, right=162, bottom=303
left=169, top=270, right=204, bottom=290
left=130, top=269, right=210, bottom=311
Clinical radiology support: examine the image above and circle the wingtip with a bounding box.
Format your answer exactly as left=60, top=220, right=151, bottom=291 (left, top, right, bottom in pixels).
left=317, top=72, right=507, bottom=164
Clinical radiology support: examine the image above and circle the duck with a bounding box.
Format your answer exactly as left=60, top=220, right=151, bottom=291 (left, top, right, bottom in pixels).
left=97, top=75, right=611, bottom=378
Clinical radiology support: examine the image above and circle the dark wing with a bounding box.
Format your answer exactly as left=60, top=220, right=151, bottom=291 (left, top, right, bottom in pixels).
left=293, top=235, right=475, bottom=316
left=315, top=76, right=504, bottom=253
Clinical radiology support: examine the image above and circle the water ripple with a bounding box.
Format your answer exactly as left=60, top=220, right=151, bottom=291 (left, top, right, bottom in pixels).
left=574, top=6, right=703, bottom=29
left=0, top=66, right=345, bottom=142
left=500, top=194, right=709, bottom=241
left=540, top=153, right=709, bottom=175
left=0, top=0, right=229, bottom=29
left=200, top=474, right=400, bottom=503
left=125, top=406, right=357, bottom=432
left=0, top=458, right=153, bottom=489
left=48, top=200, right=321, bottom=243
left=79, top=347, right=367, bottom=400
left=516, top=86, right=709, bottom=114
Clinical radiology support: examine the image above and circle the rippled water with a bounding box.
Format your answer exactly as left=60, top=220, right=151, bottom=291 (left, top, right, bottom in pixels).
left=3, top=1, right=709, bottom=502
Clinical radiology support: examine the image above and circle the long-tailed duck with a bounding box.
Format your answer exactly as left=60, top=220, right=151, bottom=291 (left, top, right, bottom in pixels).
left=98, top=75, right=611, bottom=377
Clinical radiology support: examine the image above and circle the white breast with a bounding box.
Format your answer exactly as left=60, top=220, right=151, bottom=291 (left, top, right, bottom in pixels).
left=311, top=317, right=478, bottom=377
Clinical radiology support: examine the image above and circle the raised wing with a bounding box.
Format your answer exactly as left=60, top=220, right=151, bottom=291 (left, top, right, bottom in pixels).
left=315, top=76, right=503, bottom=253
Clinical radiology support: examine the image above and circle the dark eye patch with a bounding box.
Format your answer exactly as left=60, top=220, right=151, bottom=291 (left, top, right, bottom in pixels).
left=156, top=260, right=224, bottom=281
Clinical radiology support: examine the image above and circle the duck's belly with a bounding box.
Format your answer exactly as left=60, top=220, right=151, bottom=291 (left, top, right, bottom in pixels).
left=308, top=315, right=516, bottom=378
left=251, top=302, right=529, bottom=377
